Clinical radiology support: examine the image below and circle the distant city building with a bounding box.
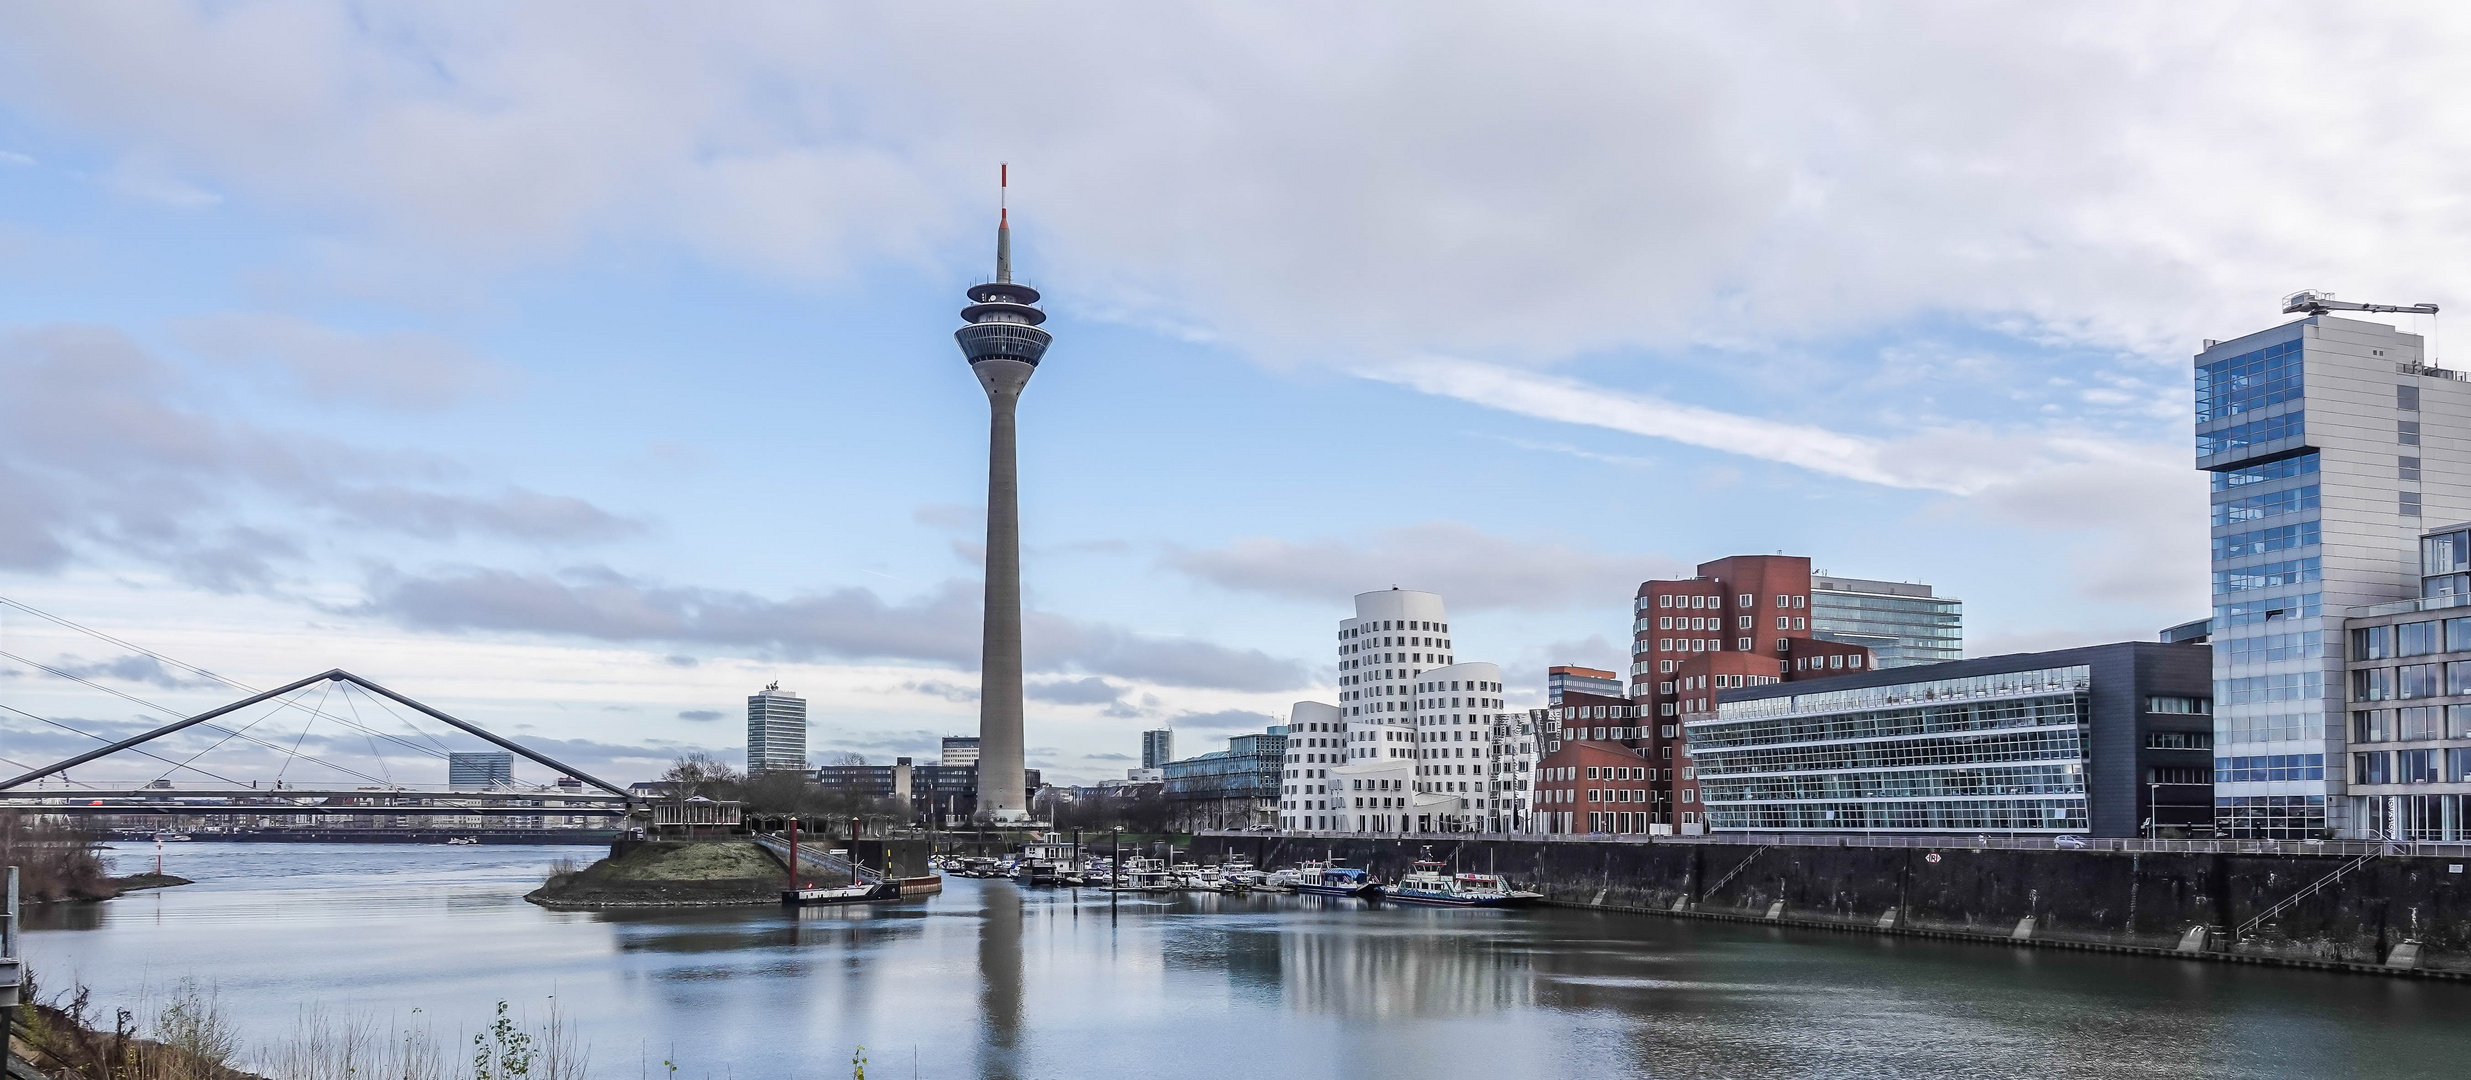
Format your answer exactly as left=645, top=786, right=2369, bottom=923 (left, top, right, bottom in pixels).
left=1280, top=589, right=1535, bottom=834
left=1547, top=666, right=1626, bottom=703
left=1141, top=729, right=1174, bottom=770
left=1810, top=575, right=1964, bottom=668
left=1125, top=767, right=1164, bottom=782
left=1688, top=642, right=2213, bottom=837
left=446, top=751, right=513, bottom=790
left=745, top=683, right=808, bottom=773
left=812, top=756, right=1038, bottom=826
left=2197, top=311, right=2464, bottom=838
left=940, top=736, right=982, bottom=768
left=1163, top=728, right=1288, bottom=830
left=2159, top=617, right=2213, bottom=644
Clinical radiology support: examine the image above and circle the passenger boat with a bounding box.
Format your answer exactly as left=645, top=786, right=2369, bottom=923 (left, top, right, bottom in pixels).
left=782, top=881, right=901, bottom=906
left=444, top=836, right=480, bottom=846
left=1113, top=856, right=1175, bottom=892
left=1373, top=861, right=1539, bottom=908
left=1293, top=863, right=1376, bottom=898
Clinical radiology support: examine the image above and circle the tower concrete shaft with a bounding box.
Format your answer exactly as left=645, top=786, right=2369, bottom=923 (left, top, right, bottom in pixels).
left=954, top=178, right=1050, bottom=824
left=974, top=358, right=1031, bottom=821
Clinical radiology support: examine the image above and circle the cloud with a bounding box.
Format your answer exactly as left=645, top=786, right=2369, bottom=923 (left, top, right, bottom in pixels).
left=0, top=324, right=640, bottom=584
left=180, top=312, right=501, bottom=410
left=11, top=4, right=2469, bottom=366
left=1082, top=751, right=1133, bottom=762
left=1164, top=521, right=1674, bottom=612
left=676, top=709, right=722, bottom=722
left=46, top=653, right=220, bottom=690
left=905, top=679, right=978, bottom=702
left=1168, top=709, right=1277, bottom=734
left=1025, top=677, right=1122, bottom=705
left=360, top=565, right=1311, bottom=692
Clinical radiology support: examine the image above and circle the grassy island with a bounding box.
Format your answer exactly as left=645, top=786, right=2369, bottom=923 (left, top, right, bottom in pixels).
left=523, top=840, right=790, bottom=910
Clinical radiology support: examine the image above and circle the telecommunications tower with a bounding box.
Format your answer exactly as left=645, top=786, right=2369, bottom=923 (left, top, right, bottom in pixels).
left=953, top=165, right=1049, bottom=822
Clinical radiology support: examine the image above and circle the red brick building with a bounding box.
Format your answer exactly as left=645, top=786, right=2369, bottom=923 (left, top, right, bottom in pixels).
left=1527, top=554, right=1878, bottom=834
left=1528, top=739, right=1666, bottom=836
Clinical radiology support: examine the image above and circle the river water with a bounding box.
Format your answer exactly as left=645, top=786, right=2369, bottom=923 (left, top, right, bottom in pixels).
left=20, top=842, right=2471, bottom=1079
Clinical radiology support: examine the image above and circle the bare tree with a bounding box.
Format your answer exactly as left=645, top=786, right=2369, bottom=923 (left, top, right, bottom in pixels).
left=660, top=752, right=742, bottom=799
left=819, top=751, right=869, bottom=767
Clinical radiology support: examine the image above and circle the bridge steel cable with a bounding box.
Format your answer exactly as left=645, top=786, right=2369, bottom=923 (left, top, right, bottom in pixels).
left=0, top=595, right=450, bottom=762
left=0, top=699, right=252, bottom=788
left=0, top=656, right=396, bottom=788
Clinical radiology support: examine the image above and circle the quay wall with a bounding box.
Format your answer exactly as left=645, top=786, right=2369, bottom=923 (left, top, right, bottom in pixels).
left=1188, top=834, right=2471, bottom=975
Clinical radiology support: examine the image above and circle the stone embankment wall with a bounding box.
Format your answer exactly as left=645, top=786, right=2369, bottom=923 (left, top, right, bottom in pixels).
left=1190, top=835, right=2471, bottom=976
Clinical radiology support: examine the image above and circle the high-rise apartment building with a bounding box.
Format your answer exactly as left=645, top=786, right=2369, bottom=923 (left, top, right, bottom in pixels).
left=2198, top=312, right=2465, bottom=838
left=1810, top=575, right=1963, bottom=668
left=940, top=736, right=982, bottom=768
left=1141, top=729, right=1174, bottom=771
left=447, top=751, right=513, bottom=790
left=1279, top=589, right=1533, bottom=833
left=745, top=683, right=808, bottom=773
left=1548, top=666, right=1626, bottom=703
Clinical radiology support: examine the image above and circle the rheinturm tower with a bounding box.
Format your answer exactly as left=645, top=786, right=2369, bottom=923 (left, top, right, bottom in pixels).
left=954, top=167, right=1048, bottom=822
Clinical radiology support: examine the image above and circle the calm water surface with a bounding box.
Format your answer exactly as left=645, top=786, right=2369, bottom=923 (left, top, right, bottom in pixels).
left=22, top=843, right=2471, bottom=1079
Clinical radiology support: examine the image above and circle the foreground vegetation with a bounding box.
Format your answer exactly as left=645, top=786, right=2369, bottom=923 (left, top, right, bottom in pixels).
left=9, top=973, right=585, bottom=1080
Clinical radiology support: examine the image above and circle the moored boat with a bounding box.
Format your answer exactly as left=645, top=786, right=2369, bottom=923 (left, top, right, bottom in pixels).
left=1372, top=861, right=1539, bottom=908
left=1293, top=863, right=1375, bottom=898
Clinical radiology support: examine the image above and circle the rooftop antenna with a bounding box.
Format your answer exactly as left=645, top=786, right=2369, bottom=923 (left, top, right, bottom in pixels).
left=996, top=162, right=1012, bottom=285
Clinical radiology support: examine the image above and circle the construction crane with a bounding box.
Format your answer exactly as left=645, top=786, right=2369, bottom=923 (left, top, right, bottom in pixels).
left=2281, top=290, right=2439, bottom=316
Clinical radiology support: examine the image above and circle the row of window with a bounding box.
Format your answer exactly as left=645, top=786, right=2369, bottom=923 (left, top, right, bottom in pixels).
left=2216, top=754, right=2326, bottom=783
left=1688, top=697, right=2082, bottom=752
left=2215, top=630, right=2324, bottom=667
left=2214, top=557, right=2321, bottom=594
left=1644, top=593, right=1810, bottom=611
left=2213, top=485, right=2318, bottom=527
left=2351, top=705, right=2471, bottom=742
left=1536, top=786, right=1692, bottom=805
left=2213, top=520, right=2320, bottom=562
left=2353, top=748, right=2471, bottom=785
left=2214, top=795, right=2325, bottom=840
left=2353, top=618, right=2471, bottom=659
left=1341, top=620, right=1446, bottom=639
left=1694, top=729, right=2086, bottom=777
left=2198, top=411, right=2304, bottom=459
left=2346, top=663, right=2471, bottom=702
left=2212, top=450, right=2318, bottom=492
left=1700, top=763, right=2085, bottom=803
left=2222, top=671, right=2324, bottom=706
left=1705, top=799, right=2089, bottom=832
left=2215, top=590, right=2320, bottom=630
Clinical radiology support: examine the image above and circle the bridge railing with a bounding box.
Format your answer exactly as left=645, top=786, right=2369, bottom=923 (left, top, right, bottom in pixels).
left=752, top=834, right=887, bottom=884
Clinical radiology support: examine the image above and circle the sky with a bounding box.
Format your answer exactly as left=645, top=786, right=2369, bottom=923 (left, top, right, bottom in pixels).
left=4, top=1, right=2471, bottom=788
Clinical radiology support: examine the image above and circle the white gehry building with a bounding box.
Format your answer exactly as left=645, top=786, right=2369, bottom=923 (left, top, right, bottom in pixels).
left=1278, top=588, right=1539, bottom=834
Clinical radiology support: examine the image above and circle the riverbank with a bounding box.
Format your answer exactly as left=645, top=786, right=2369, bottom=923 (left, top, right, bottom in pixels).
left=1193, top=833, right=2471, bottom=977
left=523, top=839, right=787, bottom=909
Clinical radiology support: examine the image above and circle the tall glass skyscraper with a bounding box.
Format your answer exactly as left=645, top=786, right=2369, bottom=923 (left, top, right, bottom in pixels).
left=745, top=682, right=808, bottom=773
left=1809, top=576, right=1963, bottom=669
left=2198, top=314, right=2459, bottom=838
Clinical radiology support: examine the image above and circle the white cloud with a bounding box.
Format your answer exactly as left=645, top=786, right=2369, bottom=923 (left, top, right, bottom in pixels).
left=180, top=313, right=500, bottom=410
left=1164, top=521, right=1677, bottom=612
left=3, top=3, right=2467, bottom=362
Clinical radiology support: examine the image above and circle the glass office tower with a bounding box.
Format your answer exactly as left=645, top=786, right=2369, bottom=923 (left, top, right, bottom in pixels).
left=2198, top=314, right=2461, bottom=838
left=1809, top=576, right=1964, bottom=669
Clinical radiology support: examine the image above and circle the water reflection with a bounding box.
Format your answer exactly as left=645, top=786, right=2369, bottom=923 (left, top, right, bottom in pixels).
left=977, top=884, right=1023, bottom=1080
left=18, top=845, right=2471, bottom=1080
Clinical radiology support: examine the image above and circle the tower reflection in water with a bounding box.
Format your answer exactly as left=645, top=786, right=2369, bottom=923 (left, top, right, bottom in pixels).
left=1266, top=905, right=1538, bottom=1019
left=978, top=884, right=1025, bottom=1080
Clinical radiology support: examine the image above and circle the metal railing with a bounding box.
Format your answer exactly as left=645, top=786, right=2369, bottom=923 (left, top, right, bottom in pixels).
left=753, top=834, right=886, bottom=883
left=1213, top=829, right=2471, bottom=859
left=2236, top=852, right=2380, bottom=937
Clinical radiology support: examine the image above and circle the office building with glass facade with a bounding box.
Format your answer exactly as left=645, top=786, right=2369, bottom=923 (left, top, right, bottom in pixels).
left=1810, top=576, right=1963, bottom=669
left=1692, top=642, right=2213, bottom=837
left=1548, top=666, right=1627, bottom=703
left=1164, top=729, right=1288, bottom=830
left=2334, top=521, right=2471, bottom=840
left=1141, top=729, right=1174, bottom=770
left=745, top=683, right=808, bottom=773
left=2197, top=314, right=2468, bottom=838
left=446, top=751, right=514, bottom=790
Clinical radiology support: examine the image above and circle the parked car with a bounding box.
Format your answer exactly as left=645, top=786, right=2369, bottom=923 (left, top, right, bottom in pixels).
left=2053, top=835, right=2088, bottom=849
